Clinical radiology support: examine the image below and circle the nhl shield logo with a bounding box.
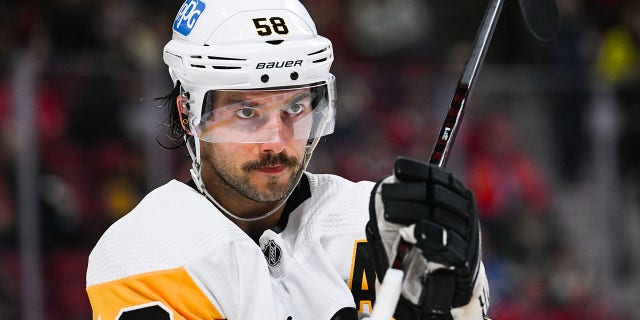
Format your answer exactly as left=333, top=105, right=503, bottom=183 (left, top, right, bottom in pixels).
left=262, top=240, right=282, bottom=267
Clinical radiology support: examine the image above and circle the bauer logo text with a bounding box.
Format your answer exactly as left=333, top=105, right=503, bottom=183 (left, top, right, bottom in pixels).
left=256, top=60, right=303, bottom=69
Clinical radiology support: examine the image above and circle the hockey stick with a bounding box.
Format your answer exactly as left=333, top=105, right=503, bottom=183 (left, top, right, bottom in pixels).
left=429, top=0, right=559, bottom=167
left=373, top=0, right=560, bottom=318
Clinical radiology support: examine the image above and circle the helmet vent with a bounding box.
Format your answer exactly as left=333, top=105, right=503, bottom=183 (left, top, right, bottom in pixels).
left=212, top=66, right=242, bottom=70
left=266, top=40, right=285, bottom=45
left=308, top=47, right=329, bottom=56
left=187, top=55, right=246, bottom=70
left=312, top=57, right=328, bottom=63
left=206, top=56, right=246, bottom=61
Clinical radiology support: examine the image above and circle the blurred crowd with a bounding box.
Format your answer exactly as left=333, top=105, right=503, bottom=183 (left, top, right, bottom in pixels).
left=1, top=0, right=639, bottom=319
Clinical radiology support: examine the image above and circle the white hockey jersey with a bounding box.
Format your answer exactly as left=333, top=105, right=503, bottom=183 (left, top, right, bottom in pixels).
left=86, top=173, right=488, bottom=320
left=87, top=173, right=377, bottom=320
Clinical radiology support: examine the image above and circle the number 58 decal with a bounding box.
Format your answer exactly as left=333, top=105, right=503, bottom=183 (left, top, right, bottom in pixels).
left=252, top=17, right=289, bottom=36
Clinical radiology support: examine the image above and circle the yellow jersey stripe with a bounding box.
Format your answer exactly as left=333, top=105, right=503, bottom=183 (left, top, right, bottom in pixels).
left=87, top=266, right=224, bottom=320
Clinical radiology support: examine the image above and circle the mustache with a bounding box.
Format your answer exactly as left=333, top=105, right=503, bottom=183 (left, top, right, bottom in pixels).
left=242, top=153, right=299, bottom=171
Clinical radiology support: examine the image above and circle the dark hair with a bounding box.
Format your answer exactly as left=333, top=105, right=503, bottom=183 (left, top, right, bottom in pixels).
left=157, top=81, right=187, bottom=148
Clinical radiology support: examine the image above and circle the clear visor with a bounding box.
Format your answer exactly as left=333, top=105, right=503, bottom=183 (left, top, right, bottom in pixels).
left=192, top=81, right=335, bottom=143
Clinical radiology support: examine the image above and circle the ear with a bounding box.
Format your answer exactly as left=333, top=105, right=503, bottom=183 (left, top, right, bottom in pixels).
left=176, top=95, right=193, bottom=135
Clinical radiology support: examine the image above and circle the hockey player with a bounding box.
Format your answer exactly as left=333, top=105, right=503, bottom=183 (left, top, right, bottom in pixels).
left=86, top=0, right=489, bottom=319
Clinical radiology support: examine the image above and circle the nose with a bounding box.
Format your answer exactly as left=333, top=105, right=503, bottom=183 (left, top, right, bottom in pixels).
left=258, top=139, right=286, bottom=154
left=258, top=112, right=291, bottom=154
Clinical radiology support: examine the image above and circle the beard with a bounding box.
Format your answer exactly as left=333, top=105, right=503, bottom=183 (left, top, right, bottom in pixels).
left=205, top=149, right=303, bottom=203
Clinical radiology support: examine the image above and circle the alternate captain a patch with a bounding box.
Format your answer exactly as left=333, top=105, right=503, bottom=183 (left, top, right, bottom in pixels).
left=348, top=240, right=377, bottom=314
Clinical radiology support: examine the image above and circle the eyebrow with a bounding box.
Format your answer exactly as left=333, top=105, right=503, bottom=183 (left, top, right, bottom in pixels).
left=218, top=91, right=311, bottom=108
left=289, top=92, right=311, bottom=105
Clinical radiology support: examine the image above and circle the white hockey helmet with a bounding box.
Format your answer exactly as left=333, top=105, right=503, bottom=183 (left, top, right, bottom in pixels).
left=163, top=0, right=335, bottom=221
left=163, top=0, right=336, bottom=144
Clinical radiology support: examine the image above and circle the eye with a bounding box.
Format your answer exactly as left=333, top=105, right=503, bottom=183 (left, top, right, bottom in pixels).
left=285, top=103, right=306, bottom=116
left=235, top=107, right=257, bottom=119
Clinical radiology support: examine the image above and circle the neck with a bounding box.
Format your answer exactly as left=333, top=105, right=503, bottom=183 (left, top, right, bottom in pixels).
left=208, top=185, right=287, bottom=241
left=232, top=205, right=286, bottom=242
left=198, top=171, right=288, bottom=241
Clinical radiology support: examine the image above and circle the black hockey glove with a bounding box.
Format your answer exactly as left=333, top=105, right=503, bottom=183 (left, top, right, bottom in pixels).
left=366, top=157, right=481, bottom=319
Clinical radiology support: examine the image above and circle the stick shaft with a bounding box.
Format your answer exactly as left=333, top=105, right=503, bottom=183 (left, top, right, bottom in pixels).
left=429, top=0, right=505, bottom=168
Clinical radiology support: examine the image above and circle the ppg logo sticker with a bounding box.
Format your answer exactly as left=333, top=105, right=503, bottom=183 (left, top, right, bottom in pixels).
left=173, top=0, right=206, bottom=36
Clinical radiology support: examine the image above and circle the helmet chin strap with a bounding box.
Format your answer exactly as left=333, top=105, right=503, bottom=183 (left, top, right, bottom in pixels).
left=185, top=136, right=320, bottom=222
